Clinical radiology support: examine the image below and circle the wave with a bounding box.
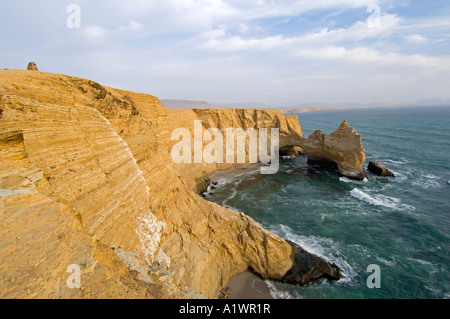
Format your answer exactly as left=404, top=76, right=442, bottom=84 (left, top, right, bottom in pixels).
left=265, top=281, right=296, bottom=299
left=382, top=159, right=410, bottom=165
left=412, top=173, right=442, bottom=189
left=350, top=188, right=416, bottom=211
left=339, top=176, right=368, bottom=184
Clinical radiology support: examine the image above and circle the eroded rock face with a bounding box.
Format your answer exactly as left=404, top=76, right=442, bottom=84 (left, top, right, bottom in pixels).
left=300, top=120, right=367, bottom=180
left=368, top=161, right=395, bottom=177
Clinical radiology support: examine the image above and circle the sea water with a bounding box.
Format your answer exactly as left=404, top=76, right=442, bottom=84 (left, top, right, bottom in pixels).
left=205, top=106, right=450, bottom=299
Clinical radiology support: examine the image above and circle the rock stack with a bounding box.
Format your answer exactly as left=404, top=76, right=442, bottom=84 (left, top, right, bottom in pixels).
left=27, top=62, right=38, bottom=71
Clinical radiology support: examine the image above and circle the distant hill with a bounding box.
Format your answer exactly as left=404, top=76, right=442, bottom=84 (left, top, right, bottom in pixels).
left=160, top=99, right=214, bottom=110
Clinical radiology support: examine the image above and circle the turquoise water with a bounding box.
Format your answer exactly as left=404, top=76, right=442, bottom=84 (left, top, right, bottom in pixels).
left=206, top=106, right=450, bottom=299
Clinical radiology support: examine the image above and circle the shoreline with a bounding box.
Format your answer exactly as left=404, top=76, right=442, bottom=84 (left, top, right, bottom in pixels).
left=197, top=163, right=263, bottom=195
left=226, top=271, right=274, bottom=299
left=209, top=163, right=262, bottom=184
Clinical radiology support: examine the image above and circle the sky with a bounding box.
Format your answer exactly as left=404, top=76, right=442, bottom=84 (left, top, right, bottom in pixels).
left=1, top=0, right=450, bottom=107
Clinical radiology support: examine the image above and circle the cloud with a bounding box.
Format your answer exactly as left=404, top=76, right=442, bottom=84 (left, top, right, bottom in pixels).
left=200, top=13, right=402, bottom=51
left=118, top=20, right=144, bottom=32
left=83, top=25, right=107, bottom=42
left=2, top=0, right=450, bottom=105
left=404, top=34, right=428, bottom=44
left=294, top=46, right=450, bottom=70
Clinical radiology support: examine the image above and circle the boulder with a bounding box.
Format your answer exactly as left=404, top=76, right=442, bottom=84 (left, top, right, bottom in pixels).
left=368, top=161, right=395, bottom=177
left=27, top=62, right=38, bottom=71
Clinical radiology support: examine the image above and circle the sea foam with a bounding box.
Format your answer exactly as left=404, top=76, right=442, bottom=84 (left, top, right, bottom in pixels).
left=272, top=224, right=357, bottom=285
left=350, top=188, right=415, bottom=211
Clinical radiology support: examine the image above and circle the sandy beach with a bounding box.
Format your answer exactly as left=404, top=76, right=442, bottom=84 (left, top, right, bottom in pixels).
left=208, top=163, right=263, bottom=184
left=226, top=271, right=273, bottom=299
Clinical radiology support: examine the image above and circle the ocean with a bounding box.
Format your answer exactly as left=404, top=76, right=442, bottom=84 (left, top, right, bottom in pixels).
left=205, top=106, right=450, bottom=299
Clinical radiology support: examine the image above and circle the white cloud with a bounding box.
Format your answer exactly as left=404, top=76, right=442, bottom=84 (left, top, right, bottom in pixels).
left=83, top=25, right=107, bottom=42
left=238, top=23, right=250, bottom=34
left=200, top=13, right=402, bottom=51
left=294, top=45, right=450, bottom=70
left=118, top=20, right=144, bottom=32
left=405, top=34, right=428, bottom=44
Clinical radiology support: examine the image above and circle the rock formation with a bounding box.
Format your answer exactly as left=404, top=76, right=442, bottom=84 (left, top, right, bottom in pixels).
left=282, top=241, right=342, bottom=285
left=299, top=120, right=368, bottom=181
left=27, top=62, right=38, bottom=71
left=0, top=69, right=352, bottom=298
left=368, top=161, right=395, bottom=177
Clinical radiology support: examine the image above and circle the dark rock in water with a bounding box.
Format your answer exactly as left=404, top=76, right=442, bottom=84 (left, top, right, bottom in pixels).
left=282, top=241, right=342, bottom=286
left=368, top=161, right=395, bottom=177
left=27, top=62, right=38, bottom=71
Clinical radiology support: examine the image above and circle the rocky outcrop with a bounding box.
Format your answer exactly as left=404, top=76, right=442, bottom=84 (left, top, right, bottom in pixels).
left=299, top=120, right=367, bottom=180
left=27, top=62, right=38, bottom=71
left=368, top=161, right=395, bottom=177
left=282, top=241, right=342, bottom=285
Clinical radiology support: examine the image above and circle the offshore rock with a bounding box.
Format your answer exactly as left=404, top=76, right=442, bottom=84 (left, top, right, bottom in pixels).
left=282, top=241, right=342, bottom=286
left=368, top=161, right=395, bottom=177
left=300, top=120, right=367, bottom=181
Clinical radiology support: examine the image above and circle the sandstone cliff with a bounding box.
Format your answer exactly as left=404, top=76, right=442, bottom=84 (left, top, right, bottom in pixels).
left=0, top=70, right=293, bottom=298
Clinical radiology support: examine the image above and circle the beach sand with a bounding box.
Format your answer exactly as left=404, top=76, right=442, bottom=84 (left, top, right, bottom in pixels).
left=227, top=271, right=273, bottom=299
left=208, top=164, right=262, bottom=184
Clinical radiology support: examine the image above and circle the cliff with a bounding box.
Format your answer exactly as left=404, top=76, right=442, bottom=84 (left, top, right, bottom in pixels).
left=0, top=69, right=364, bottom=298
left=0, top=70, right=294, bottom=298
left=165, top=108, right=303, bottom=192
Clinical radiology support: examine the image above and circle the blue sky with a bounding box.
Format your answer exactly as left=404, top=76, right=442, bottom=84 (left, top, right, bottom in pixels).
left=1, top=0, right=450, bottom=107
